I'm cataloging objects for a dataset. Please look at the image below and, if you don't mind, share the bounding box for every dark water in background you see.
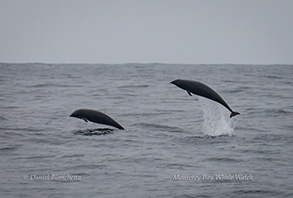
[0,63,292,197]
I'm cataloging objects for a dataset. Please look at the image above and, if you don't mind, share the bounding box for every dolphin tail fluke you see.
[117,125,125,130]
[230,111,240,118]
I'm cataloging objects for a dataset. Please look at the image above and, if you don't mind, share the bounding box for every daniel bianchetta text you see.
[23,174,81,181]
[173,174,254,182]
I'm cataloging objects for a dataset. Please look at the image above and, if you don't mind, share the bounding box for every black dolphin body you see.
[171,79,240,118]
[70,109,124,130]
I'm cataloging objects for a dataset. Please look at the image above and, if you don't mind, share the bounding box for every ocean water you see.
[0,63,292,198]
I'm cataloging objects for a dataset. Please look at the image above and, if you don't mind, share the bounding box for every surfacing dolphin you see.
[70,109,125,130]
[171,79,240,118]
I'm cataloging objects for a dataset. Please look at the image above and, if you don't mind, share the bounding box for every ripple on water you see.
[72,128,115,136]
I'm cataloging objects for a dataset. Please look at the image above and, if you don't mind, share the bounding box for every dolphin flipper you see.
[187,91,192,96]
[82,117,88,122]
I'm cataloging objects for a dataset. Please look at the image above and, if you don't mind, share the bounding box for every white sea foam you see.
[198,97,235,136]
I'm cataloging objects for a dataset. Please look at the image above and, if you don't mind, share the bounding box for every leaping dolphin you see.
[70,109,125,130]
[171,79,240,118]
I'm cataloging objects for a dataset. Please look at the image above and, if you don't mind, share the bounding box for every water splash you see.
[198,97,235,136]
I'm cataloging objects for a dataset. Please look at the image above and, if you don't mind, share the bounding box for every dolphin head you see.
[170,79,181,85]
[70,110,81,118]
[171,79,186,89]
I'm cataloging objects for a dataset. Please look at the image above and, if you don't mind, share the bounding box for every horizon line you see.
[0,62,292,66]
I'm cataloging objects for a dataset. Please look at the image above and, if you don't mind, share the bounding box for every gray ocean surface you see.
[0,63,292,198]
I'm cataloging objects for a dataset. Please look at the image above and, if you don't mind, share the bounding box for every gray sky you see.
[1,0,292,64]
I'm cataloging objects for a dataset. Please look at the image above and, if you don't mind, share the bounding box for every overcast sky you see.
[1,0,292,64]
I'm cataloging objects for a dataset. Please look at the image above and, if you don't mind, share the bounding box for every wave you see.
[177,134,234,145]
[28,83,82,88]
[261,74,283,79]
[118,84,149,89]
[264,108,292,115]
[137,122,184,133]
[245,107,292,118]
[0,146,20,152]
[204,157,244,163]
[72,128,114,136]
